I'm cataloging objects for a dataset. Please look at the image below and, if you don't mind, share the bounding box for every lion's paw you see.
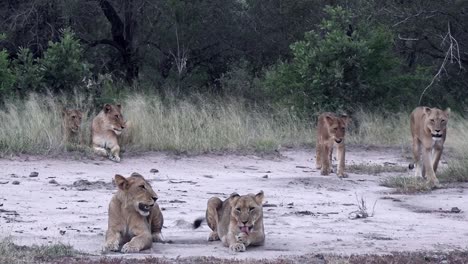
[152,233,164,242]
[320,168,331,176]
[104,240,120,252]
[109,155,121,163]
[338,172,348,178]
[229,243,246,252]
[121,243,140,253]
[235,232,248,244]
[208,231,219,241]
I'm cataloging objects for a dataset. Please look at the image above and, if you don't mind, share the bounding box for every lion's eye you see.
[430,119,435,123]
[441,119,445,123]
[249,207,255,212]
[72,116,76,119]
[115,115,119,119]
[139,185,146,189]
[333,127,338,131]
[236,207,241,212]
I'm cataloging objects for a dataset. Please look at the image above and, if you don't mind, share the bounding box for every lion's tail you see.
[192,217,205,229]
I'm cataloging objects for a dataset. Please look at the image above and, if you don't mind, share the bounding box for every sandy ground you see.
[0,147,467,260]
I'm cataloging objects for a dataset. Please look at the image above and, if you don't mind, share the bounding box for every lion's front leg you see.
[104,230,122,252]
[320,144,332,175]
[432,143,444,173]
[93,144,108,157]
[121,233,152,253]
[236,230,265,247]
[336,143,346,178]
[422,148,440,188]
[226,232,245,252]
[109,145,121,162]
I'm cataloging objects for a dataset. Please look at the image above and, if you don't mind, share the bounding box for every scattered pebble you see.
[49,179,58,184]
[59,230,66,235]
[12,181,20,185]
[451,207,461,213]
[169,199,186,203]
[262,175,268,179]
[150,168,159,173]
[29,172,39,178]
[0,181,9,184]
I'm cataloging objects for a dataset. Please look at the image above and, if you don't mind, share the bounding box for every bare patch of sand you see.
[0,147,467,259]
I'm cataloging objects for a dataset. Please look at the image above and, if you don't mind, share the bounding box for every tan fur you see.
[205,191,265,252]
[62,108,83,145]
[104,173,164,253]
[315,112,350,177]
[91,104,126,162]
[410,106,450,187]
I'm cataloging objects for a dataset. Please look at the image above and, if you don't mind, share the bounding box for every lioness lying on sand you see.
[316,112,350,177]
[409,106,450,188]
[104,173,164,253]
[194,191,265,252]
[91,104,126,162]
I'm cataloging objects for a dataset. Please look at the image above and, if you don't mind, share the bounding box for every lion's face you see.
[63,109,82,133]
[114,173,158,217]
[103,104,126,135]
[424,107,450,141]
[325,115,350,144]
[230,191,264,234]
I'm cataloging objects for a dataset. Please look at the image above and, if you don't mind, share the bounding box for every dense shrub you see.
[262,6,430,113]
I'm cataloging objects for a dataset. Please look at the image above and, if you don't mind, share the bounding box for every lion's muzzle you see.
[138,203,153,213]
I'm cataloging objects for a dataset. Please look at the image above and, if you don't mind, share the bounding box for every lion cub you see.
[91,104,126,162]
[62,108,83,144]
[316,112,350,177]
[104,173,164,253]
[409,106,450,187]
[194,191,265,252]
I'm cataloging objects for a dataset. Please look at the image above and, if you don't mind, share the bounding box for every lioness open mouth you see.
[239,226,253,234]
[431,134,442,138]
[335,139,343,144]
[138,203,153,212]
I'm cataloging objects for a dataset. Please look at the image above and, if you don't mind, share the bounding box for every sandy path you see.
[0,148,467,259]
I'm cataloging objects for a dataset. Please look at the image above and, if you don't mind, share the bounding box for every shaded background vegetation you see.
[0,0,466,113]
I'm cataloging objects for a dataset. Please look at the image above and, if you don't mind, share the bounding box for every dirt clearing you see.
[0,147,467,260]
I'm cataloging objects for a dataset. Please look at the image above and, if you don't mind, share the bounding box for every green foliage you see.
[40,28,91,93]
[12,48,43,97]
[263,6,427,113]
[0,50,16,99]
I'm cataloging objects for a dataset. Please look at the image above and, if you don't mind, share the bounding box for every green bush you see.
[40,28,91,93]
[263,6,429,113]
[12,48,43,97]
[0,50,16,99]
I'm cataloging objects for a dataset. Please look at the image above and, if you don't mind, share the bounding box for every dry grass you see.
[0,237,76,264]
[1,94,467,159]
[380,175,433,194]
[347,163,407,175]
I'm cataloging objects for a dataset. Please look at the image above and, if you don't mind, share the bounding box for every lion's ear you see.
[61,107,68,117]
[444,107,451,117]
[104,104,112,113]
[341,114,351,127]
[115,174,128,190]
[116,104,122,111]
[255,190,264,204]
[229,192,240,206]
[424,107,432,116]
[130,172,143,178]
[325,115,335,126]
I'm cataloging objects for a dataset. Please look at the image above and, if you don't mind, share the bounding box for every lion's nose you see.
[242,220,248,225]
[152,196,158,202]
[435,129,441,133]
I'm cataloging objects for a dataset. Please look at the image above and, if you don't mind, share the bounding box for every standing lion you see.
[409,106,450,187]
[315,112,350,177]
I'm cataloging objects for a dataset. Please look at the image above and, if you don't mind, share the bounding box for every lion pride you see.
[194,191,265,252]
[315,112,350,177]
[91,104,126,162]
[104,173,164,253]
[409,106,450,187]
